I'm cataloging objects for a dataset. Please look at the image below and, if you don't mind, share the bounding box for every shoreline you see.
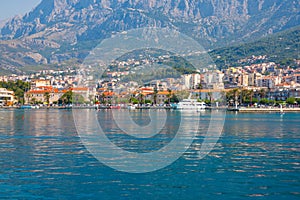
[1,106,300,113]
[235,107,300,113]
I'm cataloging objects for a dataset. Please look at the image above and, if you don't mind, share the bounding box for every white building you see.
[182,74,201,89]
[203,70,224,89]
[256,76,281,89]
[0,88,15,106]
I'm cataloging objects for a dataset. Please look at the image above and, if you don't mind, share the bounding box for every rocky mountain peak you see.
[0,0,298,72]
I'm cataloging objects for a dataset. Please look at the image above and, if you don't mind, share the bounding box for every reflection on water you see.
[74,109,209,173]
[0,109,299,199]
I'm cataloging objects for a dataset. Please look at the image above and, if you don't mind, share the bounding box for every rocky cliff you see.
[0,0,299,72]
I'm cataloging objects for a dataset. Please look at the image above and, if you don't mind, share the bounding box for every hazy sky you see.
[0,0,41,20]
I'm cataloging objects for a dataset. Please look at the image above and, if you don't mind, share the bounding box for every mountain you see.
[210,26,300,68]
[0,0,299,73]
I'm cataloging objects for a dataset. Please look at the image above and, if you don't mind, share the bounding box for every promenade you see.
[237,107,300,113]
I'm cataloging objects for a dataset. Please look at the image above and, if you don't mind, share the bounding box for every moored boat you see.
[176,99,206,111]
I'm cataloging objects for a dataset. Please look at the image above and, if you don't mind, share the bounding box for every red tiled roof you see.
[103,91,115,96]
[70,87,89,91]
[157,91,174,95]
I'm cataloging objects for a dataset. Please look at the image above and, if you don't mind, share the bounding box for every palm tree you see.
[25,93,31,105]
[259,89,266,100]
[44,92,50,106]
[153,87,158,105]
[207,91,213,104]
[100,93,106,104]
[197,83,203,100]
[138,93,145,105]
[167,88,172,104]
[240,89,248,105]
[248,89,254,105]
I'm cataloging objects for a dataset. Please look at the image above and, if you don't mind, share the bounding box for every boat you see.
[20,105,32,109]
[127,104,136,110]
[176,94,206,111]
[19,105,39,109]
[109,105,121,109]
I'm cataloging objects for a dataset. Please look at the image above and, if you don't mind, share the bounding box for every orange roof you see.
[37,86,53,90]
[28,90,44,94]
[70,87,89,91]
[157,91,173,95]
[194,89,231,93]
[27,88,63,94]
[140,87,153,91]
[103,91,115,96]
[141,92,153,96]
[139,87,154,94]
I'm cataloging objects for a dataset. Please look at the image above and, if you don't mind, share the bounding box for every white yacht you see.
[176,95,206,111]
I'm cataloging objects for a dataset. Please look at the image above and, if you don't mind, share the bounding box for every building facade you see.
[0,88,15,106]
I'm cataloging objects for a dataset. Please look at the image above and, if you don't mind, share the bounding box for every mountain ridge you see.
[0,0,299,73]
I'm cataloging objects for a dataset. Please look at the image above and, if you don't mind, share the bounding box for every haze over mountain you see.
[0,0,299,73]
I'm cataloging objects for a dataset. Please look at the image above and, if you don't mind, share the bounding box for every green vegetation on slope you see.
[209,26,300,68]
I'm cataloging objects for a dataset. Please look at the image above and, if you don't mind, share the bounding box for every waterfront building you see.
[70,87,91,102]
[156,91,174,105]
[24,86,65,105]
[0,88,16,106]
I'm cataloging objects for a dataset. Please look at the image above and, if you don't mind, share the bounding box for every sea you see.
[0,109,299,199]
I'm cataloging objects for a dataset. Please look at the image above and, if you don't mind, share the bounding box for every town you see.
[1,55,300,109]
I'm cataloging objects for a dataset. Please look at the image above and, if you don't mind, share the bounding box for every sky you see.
[0,0,41,20]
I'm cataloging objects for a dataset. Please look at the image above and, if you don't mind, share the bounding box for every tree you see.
[130,97,139,104]
[248,90,254,105]
[170,94,179,103]
[269,99,276,105]
[145,99,152,104]
[31,98,37,105]
[196,83,203,90]
[153,86,158,105]
[252,98,258,104]
[100,93,106,104]
[166,88,172,104]
[259,88,266,100]
[44,92,50,106]
[0,80,30,104]
[138,93,145,105]
[59,91,85,105]
[207,92,213,104]
[240,89,249,104]
[286,97,296,105]
[60,91,72,105]
[260,98,269,105]
[25,93,31,105]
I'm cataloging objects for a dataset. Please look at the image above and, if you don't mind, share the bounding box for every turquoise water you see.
[0,109,299,199]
